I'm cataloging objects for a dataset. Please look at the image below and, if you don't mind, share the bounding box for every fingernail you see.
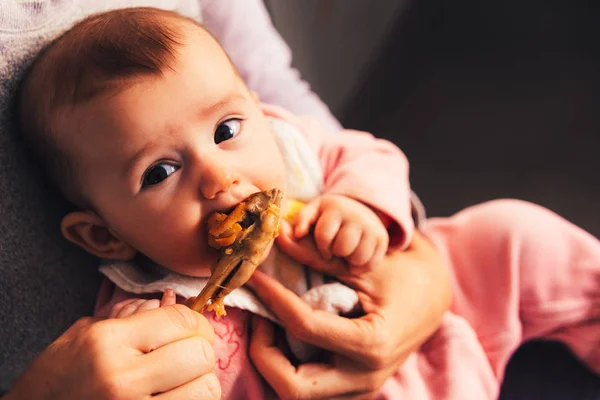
[165,288,174,297]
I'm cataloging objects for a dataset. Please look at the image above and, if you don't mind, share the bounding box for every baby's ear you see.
[61,210,136,260]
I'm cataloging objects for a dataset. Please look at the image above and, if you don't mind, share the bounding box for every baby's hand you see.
[109,289,177,318]
[293,194,389,269]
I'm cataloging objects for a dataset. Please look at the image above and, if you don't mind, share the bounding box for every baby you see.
[18,7,600,400]
[19,4,409,367]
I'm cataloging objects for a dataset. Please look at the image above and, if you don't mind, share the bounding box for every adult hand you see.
[247,222,452,399]
[4,305,220,400]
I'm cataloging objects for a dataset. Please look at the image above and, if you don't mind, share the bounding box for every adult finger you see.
[276,222,348,277]
[248,317,296,395]
[141,335,216,395]
[154,372,221,400]
[121,304,215,353]
[250,317,383,399]
[247,271,383,364]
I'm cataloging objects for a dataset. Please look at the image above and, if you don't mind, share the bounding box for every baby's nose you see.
[200,159,241,200]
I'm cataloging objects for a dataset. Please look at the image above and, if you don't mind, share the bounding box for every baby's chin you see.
[171,264,213,278]
[166,251,218,278]
[168,240,274,279]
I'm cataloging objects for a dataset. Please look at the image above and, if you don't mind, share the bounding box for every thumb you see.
[62,316,102,337]
[292,197,321,238]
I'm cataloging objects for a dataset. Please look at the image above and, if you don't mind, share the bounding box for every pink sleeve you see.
[199,0,342,132]
[262,104,414,249]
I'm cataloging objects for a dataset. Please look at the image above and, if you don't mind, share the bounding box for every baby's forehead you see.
[51,10,241,139]
[58,51,245,157]
[36,11,225,130]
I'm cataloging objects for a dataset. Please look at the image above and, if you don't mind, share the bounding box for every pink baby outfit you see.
[96,105,600,400]
[378,200,600,399]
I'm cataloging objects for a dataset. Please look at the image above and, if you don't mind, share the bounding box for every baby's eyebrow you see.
[198,94,246,119]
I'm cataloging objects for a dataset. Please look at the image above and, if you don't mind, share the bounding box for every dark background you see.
[270,0,600,397]
[340,0,600,240]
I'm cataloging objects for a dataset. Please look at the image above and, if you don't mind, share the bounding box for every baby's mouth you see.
[189,189,283,316]
[203,211,259,298]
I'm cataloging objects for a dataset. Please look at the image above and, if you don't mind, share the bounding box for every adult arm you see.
[199,0,342,131]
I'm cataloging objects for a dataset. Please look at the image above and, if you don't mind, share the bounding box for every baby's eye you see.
[214,119,241,144]
[142,163,179,188]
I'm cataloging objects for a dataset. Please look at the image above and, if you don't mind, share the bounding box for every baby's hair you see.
[16,7,211,207]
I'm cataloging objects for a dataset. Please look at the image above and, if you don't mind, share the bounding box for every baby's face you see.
[61,26,286,276]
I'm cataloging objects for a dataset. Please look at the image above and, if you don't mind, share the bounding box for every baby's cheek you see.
[251,135,287,190]
[136,226,215,277]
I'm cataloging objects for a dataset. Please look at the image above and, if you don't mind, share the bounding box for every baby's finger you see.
[364,240,387,271]
[293,199,321,238]
[276,223,348,277]
[160,289,177,307]
[314,210,342,260]
[332,223,362,258]
[347,233,376,268]
[115,299,148,318]
[109,298,141,318]
[134,299,161,314]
